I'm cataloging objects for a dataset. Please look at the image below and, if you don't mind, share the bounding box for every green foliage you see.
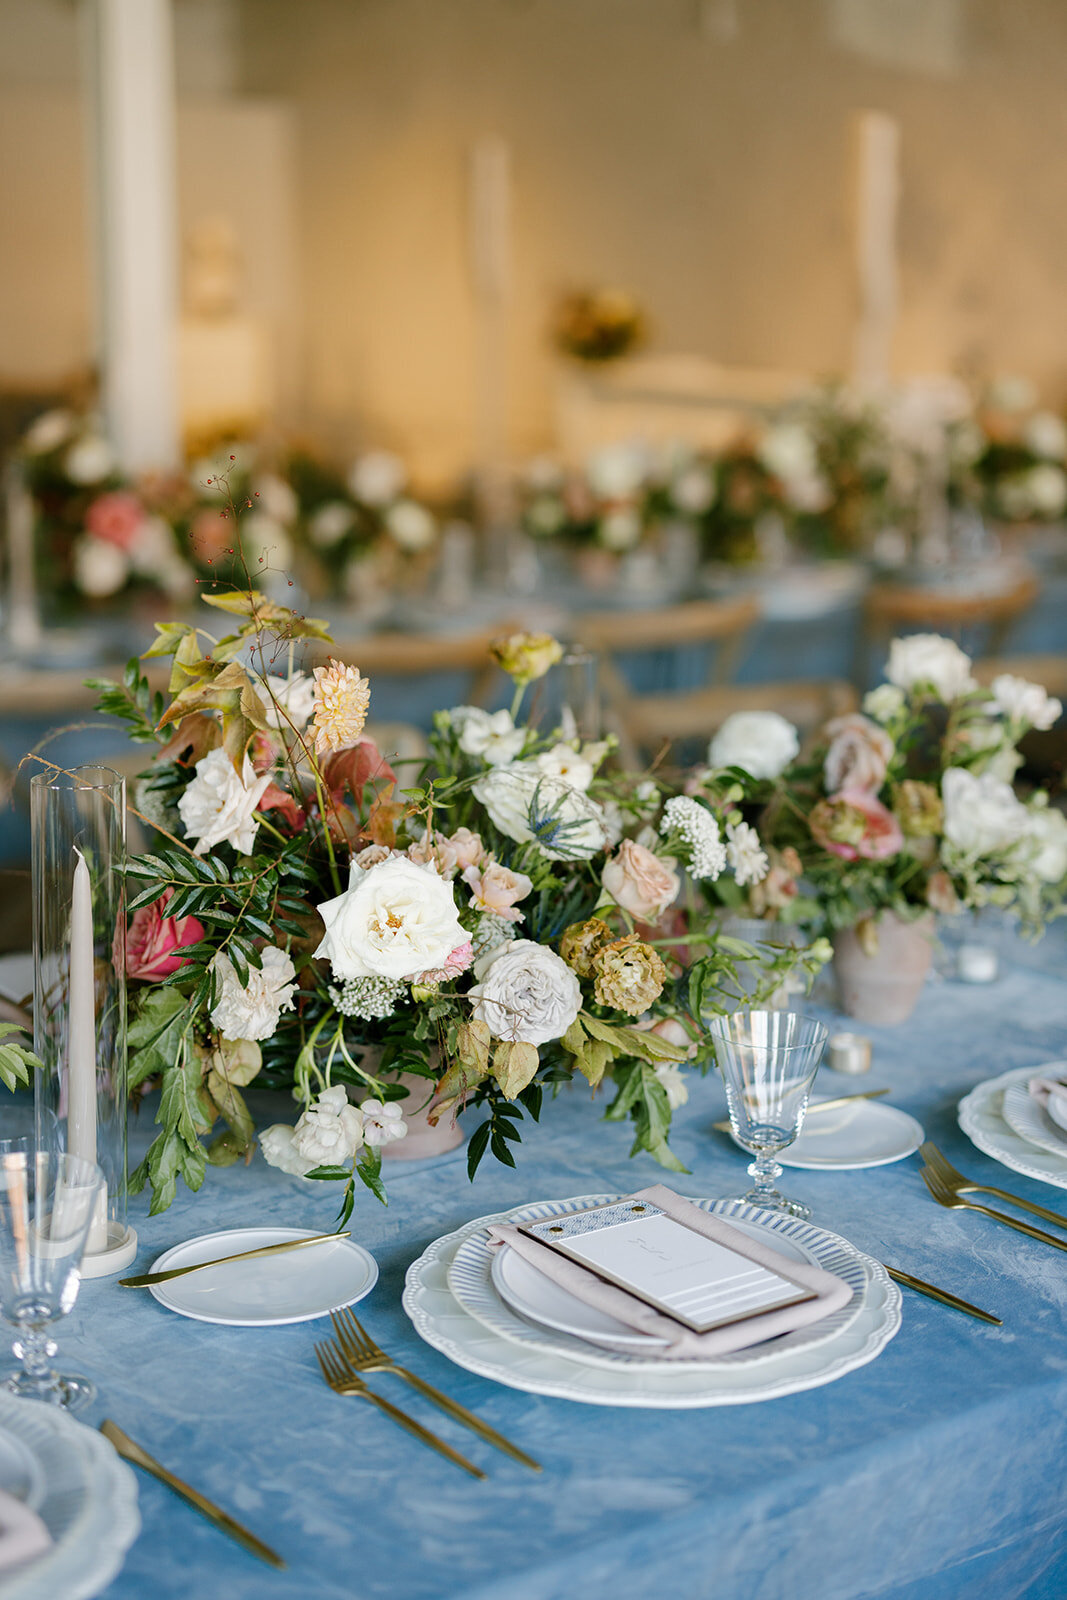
[0,1024,41,1093]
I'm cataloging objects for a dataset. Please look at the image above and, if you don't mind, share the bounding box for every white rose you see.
[262,671,317,731]
[349,450,407,506]
[1023,411,1067,460]
[259,1123,314,1177]
[473,764,607,860]
[1024,464,1067,519]
[757,422,818,482]
[64,435,114,484]
[23,408,75,455]
[990,674,1062,731]
[886,634,976,701]
[535,742,595,792]
[73,536,129,597]
[1026,806,1067,883]
[469,939,582,1045]
[178,748,272,855]
[586,442,648,500]
[308,500,356,547]
[385,499,436,552]
[254,473,299,525]
[210,946,297,1042]
[293,1086,365,1168]
[359,1098,408,1147]
[598,507,642,550]
[708,711,799,780]
[863,684,907,723]
[314,856,464,981]
[241,511,293,570]
[942,768,1030,859]
[453,707,526,766]
[671,465,715,515]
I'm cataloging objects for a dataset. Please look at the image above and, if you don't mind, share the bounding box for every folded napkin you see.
[488,1184,853,1361]
[1029,1075,1067,1134]
[0,1487,51,1576]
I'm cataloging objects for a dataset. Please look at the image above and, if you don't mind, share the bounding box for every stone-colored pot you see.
[381,1069,464,1162]
[833,912,934,1027]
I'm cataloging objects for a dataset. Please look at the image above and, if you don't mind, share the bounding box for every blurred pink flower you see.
[123,890,204,981]
[85,491,144,550]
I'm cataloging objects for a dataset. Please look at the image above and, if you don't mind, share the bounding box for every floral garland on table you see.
[94,582,826,1221]
[702,635,1067,946]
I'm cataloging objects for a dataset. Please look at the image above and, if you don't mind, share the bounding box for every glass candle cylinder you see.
[30,765,136,1277]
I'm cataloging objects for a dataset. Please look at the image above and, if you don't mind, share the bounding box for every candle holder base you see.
[80,1225,138,1280]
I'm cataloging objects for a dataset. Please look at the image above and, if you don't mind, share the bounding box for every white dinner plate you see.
[147,1227,378,1326]
[1002,1083,1067,1158]
[960,1063,1067,1191]
[764,1097,924,1170]
[410,1197,900,1406]
[0,1430,46,1516]
[0,1396,139,1600]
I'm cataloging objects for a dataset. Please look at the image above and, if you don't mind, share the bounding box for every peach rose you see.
[602,838,680,920]
[448,828,487,872]
[810,789,904,863]
[463,862,533,923]
[823,714,894,796]
[123,890,205,981]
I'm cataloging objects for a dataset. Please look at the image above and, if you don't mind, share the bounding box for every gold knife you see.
[119,1230,350,1287]
[100,1421,285,1569]
[713,1088,890,1133]
[882,1265,1002,1326]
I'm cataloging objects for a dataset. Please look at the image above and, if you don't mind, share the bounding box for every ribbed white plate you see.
[960,1064,1067,1191]
[0,1396,140,1600]
[403,1197,900,1408]
[1002,1083,1067,1159]
[448,1198,867,1371]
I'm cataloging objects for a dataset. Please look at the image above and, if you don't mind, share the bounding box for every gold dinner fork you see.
[921,1142,1067,1232]
[314,1343,487,1480]
[329,1309,541,1472]
[919,1165,1067,1254]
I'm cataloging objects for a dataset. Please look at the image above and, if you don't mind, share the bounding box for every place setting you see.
[959,1060,1067,1191]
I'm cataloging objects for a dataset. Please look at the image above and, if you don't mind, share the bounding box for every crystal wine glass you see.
[0,1148,104,1410]
[708,1010,828,1220]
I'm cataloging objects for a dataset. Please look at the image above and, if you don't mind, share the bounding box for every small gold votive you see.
[826,1031,873,1075]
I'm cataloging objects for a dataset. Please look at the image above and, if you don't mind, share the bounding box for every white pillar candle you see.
[66,849,108,1252]
[4,464,42,654]
[852,110,900,393]
[468,136,512,532]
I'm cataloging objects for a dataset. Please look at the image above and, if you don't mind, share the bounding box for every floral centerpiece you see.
[94,559,825,1221]
[946,378,1067,526]
[287,447,439,600]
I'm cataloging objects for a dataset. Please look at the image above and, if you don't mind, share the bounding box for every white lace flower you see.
[262,671,316,732]
[315,856,464,981]
[452,707,526,766]
[990,674,1062,731]
[178,749,272,855]
[329,976,406,1020]
[708,712,799,781]
[726,821,769,887]
[210,947,297,1042]
[469,939,582,1046]
[660,797,727,880]
[359,1099,408,1147]
[293,1086,365,1168]
[886,634,976,701]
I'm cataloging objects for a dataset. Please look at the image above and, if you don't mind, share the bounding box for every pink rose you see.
[408,829,460,878]
[602,838,680,920]
[85,491,144,550]
[448,828,487,872]
[123,890,205,981]
[463,862,533,923]
[823,714,894,796]
[415,940,474,986]
[810,789,904,862]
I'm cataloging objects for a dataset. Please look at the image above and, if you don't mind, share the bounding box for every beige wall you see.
[239,0,1067,487]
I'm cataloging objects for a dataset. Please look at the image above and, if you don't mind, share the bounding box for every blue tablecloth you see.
[39,930,1065,1600]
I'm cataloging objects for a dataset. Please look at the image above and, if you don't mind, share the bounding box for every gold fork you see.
[330,1309,542,1473]
[921,1142,1067,1232]
[314,1343,486,1480]
[920,1165,1067,1253]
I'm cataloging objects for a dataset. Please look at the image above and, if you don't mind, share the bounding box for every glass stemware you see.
[0,1148,104,1410]
[707,1010,828,1221]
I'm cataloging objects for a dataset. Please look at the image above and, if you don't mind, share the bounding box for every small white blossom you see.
[210,947,297,1042]
[254,473,298,525]
[726,821,769,887]
[654,1062,690,1110]
[708,712,799,780]
[329,976,406,1020]
[292,1086,365,1169]
[660,797,727,881]
[863,684,907,723]
[598,507,643,550]
[22,408,75,455]
[535,742,596,792]
[359,1098,408,1147]
[990,674,1062,731]
[178,749,272,855]
[452,707,526,766]
[1023,411,1067,460]
[262,671,316,731]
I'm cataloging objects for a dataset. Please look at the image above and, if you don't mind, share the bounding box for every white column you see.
[468,137,512,531]
[852,110,900,394]
[86,0,180,471]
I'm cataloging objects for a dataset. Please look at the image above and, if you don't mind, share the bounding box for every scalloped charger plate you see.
[960,1062,1067,1190]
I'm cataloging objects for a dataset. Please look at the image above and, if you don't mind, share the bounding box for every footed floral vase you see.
[832,911,934,1027]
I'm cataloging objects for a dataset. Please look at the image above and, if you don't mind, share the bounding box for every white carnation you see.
[178,749,272,855]
[473,764,607,860]
[469,939,582,1046]
[990,674,1062,732]
[73,536,129,597]
[210,946,297,1042]
[942,768,1030,859]
[453,707,526,766]
[315,856,464,982]
[708,712,799,781]
[886,634,976,701]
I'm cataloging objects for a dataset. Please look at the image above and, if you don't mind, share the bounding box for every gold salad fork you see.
[920,1165,1067,1254]
[921,1142,1067,1232]
[330,1310,541,1472]
[314,1343,487,1480]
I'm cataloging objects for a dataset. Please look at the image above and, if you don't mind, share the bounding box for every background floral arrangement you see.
[946,377,1067,525]
[552,287,647,363]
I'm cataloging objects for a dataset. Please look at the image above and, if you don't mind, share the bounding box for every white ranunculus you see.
[259,1123,314,1177]
[178,748,272,855]
[254,473,299,526]
[708,711,799,781]
[473,763,607,860]
[942,768,1030,859]
[210,946,297,1042]
[73,536,129,597]
[1023,464,1067,519]
[757,422,818,483]
[990,674,1062,731]
[262,671,317,732]
[23,408,75,455]
[862,684,907,723]
[385,499,436,551]
[535,742,596,792]
[586,442,648,501]
[671,464,716,515]
[240,512,293,570]
[469,939,582,1046]
[349,450,407,506]
[314,856,464,981]
[1023,411,1067,461]
[64,435,114,484]
[598,507,642,550]
[886,633,976,701]
[453,707,526,766]
[359,1098,408,1147]
[1027,806,1067,883]
[293,1086,365,1168]
[308,500,356,547]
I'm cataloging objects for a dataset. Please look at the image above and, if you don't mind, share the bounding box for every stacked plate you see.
[403,1196,901,1408]
[960,1061,1067,1190]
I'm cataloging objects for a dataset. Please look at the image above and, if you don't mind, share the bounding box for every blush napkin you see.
[487,1184,853,1360]
[0,1488,51,1575]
